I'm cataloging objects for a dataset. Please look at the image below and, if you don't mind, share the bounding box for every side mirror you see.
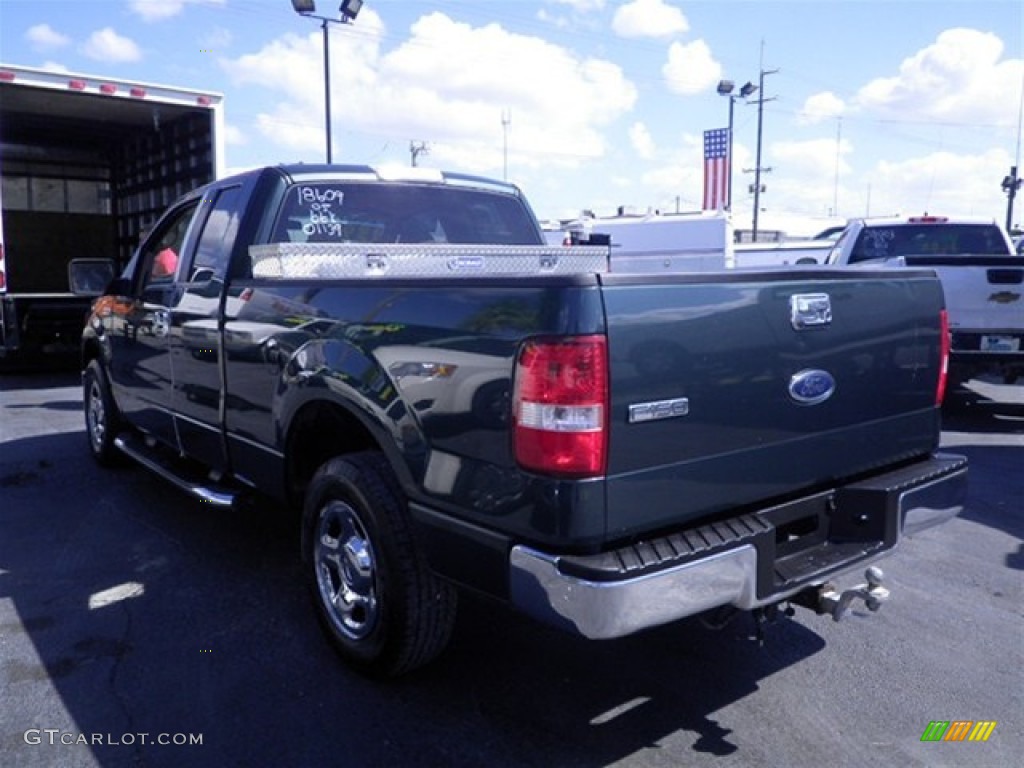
[69,258,116,296]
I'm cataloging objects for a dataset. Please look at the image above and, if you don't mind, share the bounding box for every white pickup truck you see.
[826,215,1024,386]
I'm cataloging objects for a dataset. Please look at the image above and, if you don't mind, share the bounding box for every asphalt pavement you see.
[1,370,1020,768]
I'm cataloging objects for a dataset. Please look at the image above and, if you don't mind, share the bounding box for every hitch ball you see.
[820,566,890,622]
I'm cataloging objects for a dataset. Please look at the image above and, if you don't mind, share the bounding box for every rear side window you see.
[849,224,1009,263]
[188,185,243,282]
[271,182,542,246]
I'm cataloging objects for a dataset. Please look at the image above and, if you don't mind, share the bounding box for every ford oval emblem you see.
[789,369,836,405]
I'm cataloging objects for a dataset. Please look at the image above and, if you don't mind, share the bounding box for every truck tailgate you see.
[601,268,946,539]
[904,255,1024,333]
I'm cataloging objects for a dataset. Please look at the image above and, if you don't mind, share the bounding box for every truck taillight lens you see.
[0,244,6,291]
[513,335,608,477]
[936,309,950,405]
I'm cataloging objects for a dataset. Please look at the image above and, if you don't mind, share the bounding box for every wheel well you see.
[285,400,381,508]
[81,338,101,370]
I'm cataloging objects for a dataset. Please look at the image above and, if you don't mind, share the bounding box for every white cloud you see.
[222,11,637,173]
[26,24,70,52]
[222,123,246,148]
[798,92,846,125]
[129,0,225,23]
[81,28,142,63]
[856,28,1023,127]
[549,0,606,12]
[613,0,688,39]
[629,122,655,159]
[768,138,853,216]
[40,61,71,74]
[637,132,703,211]
[662,39,720,95]
[867,148,1014,218]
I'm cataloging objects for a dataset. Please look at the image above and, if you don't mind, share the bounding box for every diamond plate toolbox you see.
[249,243,609,279]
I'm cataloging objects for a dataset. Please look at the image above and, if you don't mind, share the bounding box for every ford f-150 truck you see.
[81,164,967,677]
[826,215,1024,386]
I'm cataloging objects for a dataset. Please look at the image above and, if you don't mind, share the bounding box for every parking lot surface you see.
[1,371,1021,768]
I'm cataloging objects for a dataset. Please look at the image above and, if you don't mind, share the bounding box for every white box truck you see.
[0,63,224,365]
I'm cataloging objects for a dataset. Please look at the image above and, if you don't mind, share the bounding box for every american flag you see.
[703,128,730,210]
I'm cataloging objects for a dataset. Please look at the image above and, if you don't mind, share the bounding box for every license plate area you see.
[760,493,828,558]
[980,335,1020,352]
[756,488,891,594]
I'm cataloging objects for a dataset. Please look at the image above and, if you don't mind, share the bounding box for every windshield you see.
[272,182,542,246]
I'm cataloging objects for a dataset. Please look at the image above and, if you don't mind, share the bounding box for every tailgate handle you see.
[790,293,832,329]
[987,268,1023,284]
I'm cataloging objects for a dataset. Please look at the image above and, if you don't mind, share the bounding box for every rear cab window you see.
[271,182,543,246]
[849,223,1010,263]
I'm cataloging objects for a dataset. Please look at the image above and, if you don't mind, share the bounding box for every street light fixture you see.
[291,0,363,164]
[716,79,757,211]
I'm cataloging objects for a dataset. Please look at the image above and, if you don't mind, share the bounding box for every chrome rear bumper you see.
[509,453,967,639]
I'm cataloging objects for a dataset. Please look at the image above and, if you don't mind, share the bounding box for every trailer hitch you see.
[818,566,889,621]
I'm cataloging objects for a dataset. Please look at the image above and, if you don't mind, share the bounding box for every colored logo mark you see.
[921,721,997,742]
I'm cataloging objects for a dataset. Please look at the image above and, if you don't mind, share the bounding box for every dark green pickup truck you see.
[81,164,967,676]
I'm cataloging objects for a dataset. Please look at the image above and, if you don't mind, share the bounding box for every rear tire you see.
[83,360,124,467]
[302,452,457,677]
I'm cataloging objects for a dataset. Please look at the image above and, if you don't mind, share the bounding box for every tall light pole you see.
[291,0,363,164]
[716,79,757,212]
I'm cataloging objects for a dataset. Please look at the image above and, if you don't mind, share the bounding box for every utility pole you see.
[409,141,429,167]
[747,54,778,242]
[1003,166,1021,232]
[833,117,842,217]
[501,109,511,181]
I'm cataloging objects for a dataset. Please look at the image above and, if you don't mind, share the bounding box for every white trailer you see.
[0,63,224,364]
[563,211,734,272]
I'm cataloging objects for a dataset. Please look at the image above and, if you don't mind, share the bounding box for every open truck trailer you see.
[0,63,223,365]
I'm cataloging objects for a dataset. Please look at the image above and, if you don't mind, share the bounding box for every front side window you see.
[139,203,198,288]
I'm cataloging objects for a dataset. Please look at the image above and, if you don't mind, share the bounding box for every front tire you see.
[302,452,457,677]
[83,359,124,467]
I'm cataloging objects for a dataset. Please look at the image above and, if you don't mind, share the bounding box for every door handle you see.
[151,309,171,338]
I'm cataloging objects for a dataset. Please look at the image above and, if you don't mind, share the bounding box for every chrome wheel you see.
[303,453,457,676]
[83,360,122,466]
[87,378,107,453]
[314,499,379,640]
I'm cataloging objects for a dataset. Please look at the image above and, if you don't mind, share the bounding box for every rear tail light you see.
[936,309,950,405]
[0,243,6,291]
[513,335,608,477]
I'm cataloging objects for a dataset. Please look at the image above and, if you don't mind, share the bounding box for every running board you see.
[114,435,237,507]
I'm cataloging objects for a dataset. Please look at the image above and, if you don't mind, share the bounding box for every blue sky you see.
[1,0,1022,234]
